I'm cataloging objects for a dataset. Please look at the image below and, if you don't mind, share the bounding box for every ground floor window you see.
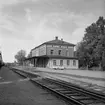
[67,60,70,66]
[73,60,76,66]
[53,60,56,66]
[60,60,63,66]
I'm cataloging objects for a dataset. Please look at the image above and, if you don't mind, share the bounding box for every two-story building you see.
[26,37,78,69]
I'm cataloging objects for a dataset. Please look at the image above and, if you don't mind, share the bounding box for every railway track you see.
[12,68,105,105]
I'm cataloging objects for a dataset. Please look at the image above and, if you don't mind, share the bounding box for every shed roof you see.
[26,55,78,60]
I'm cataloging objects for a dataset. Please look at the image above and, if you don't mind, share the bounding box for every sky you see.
[0,0,105,62]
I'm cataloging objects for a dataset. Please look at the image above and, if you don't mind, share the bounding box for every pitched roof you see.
[31,37,75,51]
[44,39,75,46]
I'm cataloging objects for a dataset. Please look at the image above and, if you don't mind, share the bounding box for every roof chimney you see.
[61,38,63,41]
[55,36,58,40]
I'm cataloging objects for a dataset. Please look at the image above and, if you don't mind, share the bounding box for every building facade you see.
[26,37,78,69]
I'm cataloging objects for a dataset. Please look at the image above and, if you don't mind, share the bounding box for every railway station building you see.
[25,37,78,69]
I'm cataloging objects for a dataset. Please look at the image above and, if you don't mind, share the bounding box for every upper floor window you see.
[67,60,70,66]
[66,50,69,56]
[60,60,63,66]
[50,50,54,55]
[73,60,76,66]
[53,60,56,66]
[58,50,61,55]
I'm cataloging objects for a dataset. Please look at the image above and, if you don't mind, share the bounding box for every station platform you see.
[15,66,105,80]
[13,66,105,88]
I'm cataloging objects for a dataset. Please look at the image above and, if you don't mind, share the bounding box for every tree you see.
[95,16,105,70]
[15,50,26,65]
[76,24,99,68]
[76,16,105,70]
[76,42,89,68]
[27,51,32,58]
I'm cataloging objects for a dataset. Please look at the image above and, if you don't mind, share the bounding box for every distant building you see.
[26,37,78,69]
[0,51,3,67]
[0,51,2,61]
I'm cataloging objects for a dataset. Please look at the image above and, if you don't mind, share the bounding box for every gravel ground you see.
[13,66,105,89]
[0,67,69,105]
[15,66,105,79]
[0,67,24,82]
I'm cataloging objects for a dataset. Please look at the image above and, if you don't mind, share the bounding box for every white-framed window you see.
[67,60,70,66]
[53,60,56,66]
[73,60,76,66]
[60,60,63,66]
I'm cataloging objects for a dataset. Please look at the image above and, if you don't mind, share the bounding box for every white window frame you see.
[53,60,56,66]
[67,60,70,66]
[60,60,63,66]
[73,60,76,66]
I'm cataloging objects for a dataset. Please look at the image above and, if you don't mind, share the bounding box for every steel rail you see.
[45,78,105,101]
[11,68,105,105]
[31,78,105,105]
[31,79,85,105]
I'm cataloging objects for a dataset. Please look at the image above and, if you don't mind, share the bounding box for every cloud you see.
[24,8,32,22]
[44,12,98,35]
[0,0,39,8]
[0,8,33,40]
[0,0,18,7]
[1,38,34,62]
[0,0,104,62]
[23,17,64,45]
[71,28,85,43]
[23,12,93,45]
[2,0,104,17]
